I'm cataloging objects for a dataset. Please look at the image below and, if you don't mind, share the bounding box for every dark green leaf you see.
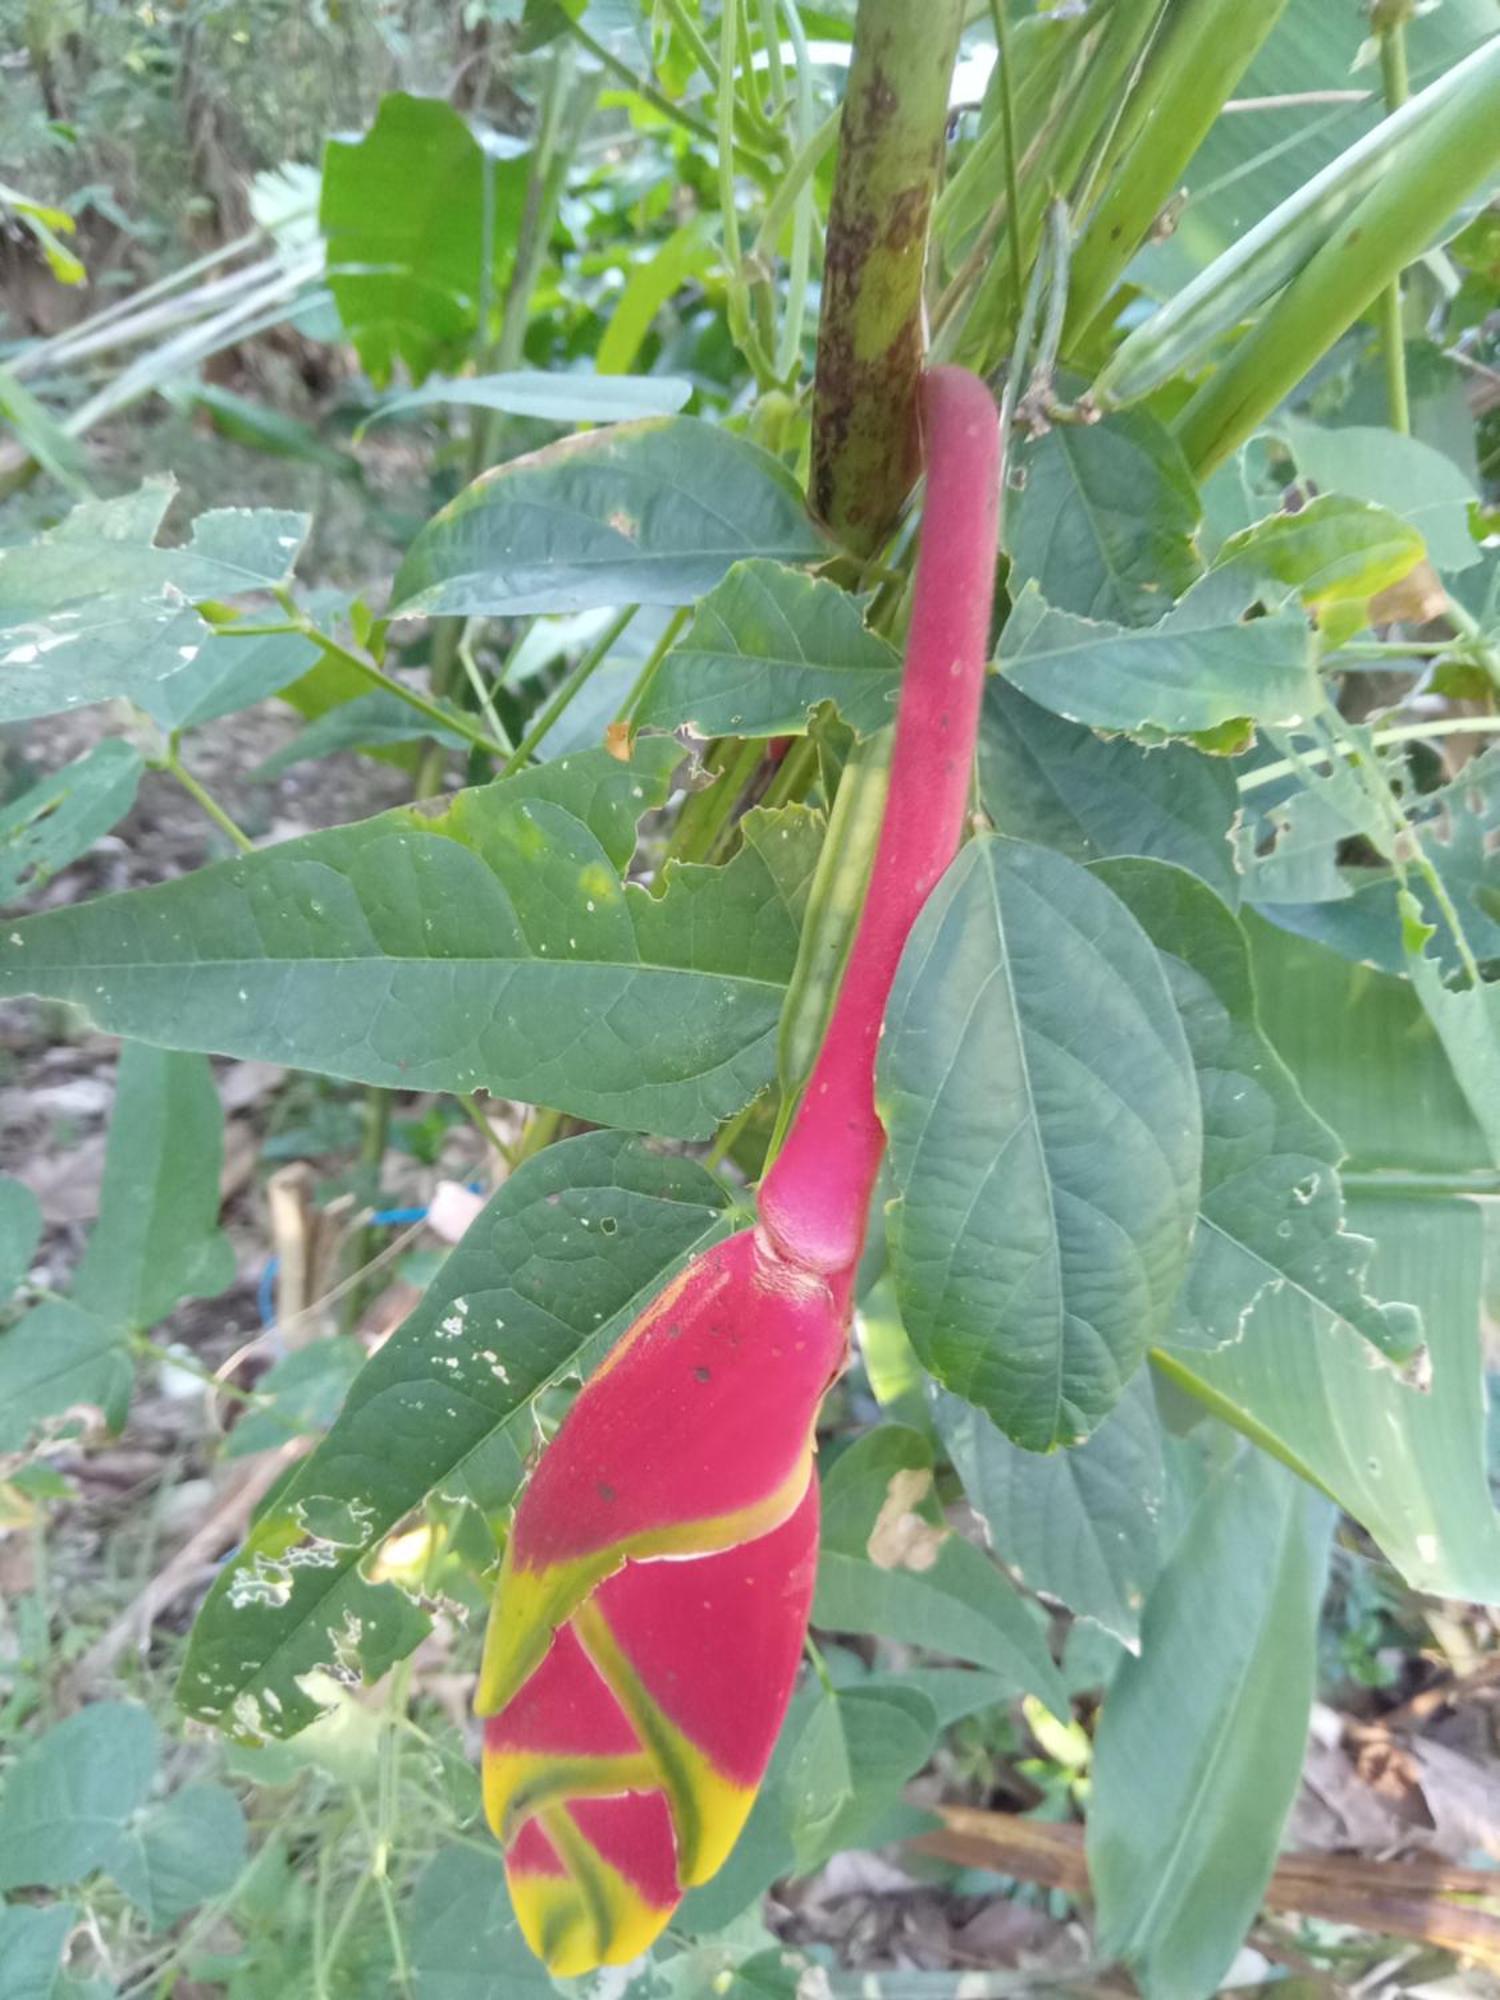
[0,740,143,906]
[0,481,309,725]
[359,370,693,435]
[1089,1451,1333,2000]
[391,419,827,619]
[73,1044,235,1333]
[784,1682,938,1874]
[110,1782,248,1929]
[880,835,1201,1451]
[0,747,823,1139]
[999,580,1318,737]
[0,1704,159,1892]
[321,94,530,386]
[0,1901,76,2000]
[0,1175,42,1296]
[1096,860,1422,1363]
[0,1302,132,1450]
[178,1131,729,1736]
[933,1375,1166,1646]
[979,679,1240,904]
[407,1845,555,2000]
[637,561,900,738]
[1007,410,1201,627]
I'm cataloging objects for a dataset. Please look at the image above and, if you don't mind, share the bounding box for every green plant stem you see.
[459,1091,516,1166]
[760,733,819,809]
[1021,198,1072,411]
[502,606,636,775]
[614,608,689,722]
[719,0,778,383]
[153,743,254,853]
[1239,713,1500,792]
[1378,11,1413,435]
[988,0,1027,354]
[457,622,512,750]
[671,737,767,863]
[345,1083,393,1332]
[566,15,775,183]
[289,623,509,761]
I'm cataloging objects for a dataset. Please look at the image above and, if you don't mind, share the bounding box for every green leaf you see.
[252,690,468,779]
[320,93,530,386]
[1096,860,1422,1363]
[0,740,143,906]
[784,1682,939,1875]
[0,1703,159,1893]
[813,1427,1067,1708]
[407,1845,555,2000]
[178,1130,729,1736]
[0,1302,133,1451]
[597,217,717,376]
[0,747,823,1140]
[391,419,827,619]
[880,835,1201,1451]
[978,679,1240,905]
[1272,418,1481,574]
[148,627,320,734]
[0,481,309,724]
[1218,493,1426,621]
[0,1175,42,1296]
[1405,956,1500,1168]
[999,579,1318,737]
[0,1900,76,2000]
[933,1375,1166,1646]
[1007,409,1202,627]
[358,370,693,435]
[110,1782,248,1930]
[73,1044,235,1333]
[222,1338,367,1460]
[636,561,901,739]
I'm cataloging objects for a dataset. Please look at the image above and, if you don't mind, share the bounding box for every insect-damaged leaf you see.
[178,1131,730,1738]
[0,744,823,1140]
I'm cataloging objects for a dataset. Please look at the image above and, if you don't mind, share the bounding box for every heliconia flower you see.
[478,365,1002,1974]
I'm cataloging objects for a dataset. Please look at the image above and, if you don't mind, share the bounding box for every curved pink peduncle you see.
[758,365,1002,1282]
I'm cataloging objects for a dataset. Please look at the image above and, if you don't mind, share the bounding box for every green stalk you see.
[501,607,636,775]
[1095,34,1500,413]
[1064,0,1293,349]
[808,0,966,555]
[1175,35,1500,476]
[1376,2,1413,435]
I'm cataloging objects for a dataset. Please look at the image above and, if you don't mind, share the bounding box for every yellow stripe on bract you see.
[476,1451,815,1718]
[587,1258,718,1383]
[573,1600,754,1889]
[507,1807,675,1976]
[483,1744,656,1844]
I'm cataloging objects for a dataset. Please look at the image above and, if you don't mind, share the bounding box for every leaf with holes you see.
[0,739,143,907]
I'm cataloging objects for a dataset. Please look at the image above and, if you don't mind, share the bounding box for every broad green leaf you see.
[1218,494,1425,620]
[0,481,309,724]
[0,740,143,906]
[933,1375,1166,1647]
[178,1131,730,1736]
[110,1782,248,1929]
[1089,1451,1333,2000]
[149,626,320,734]
[0,1703,159,1892]
[0,1301,132,1451]
[1007,409,1202,627]
[1096,860,1421,1363]
[979,679,1240,905]
[784,1682,938,1875]
[0,746,823,1140]
[222,1338,367,1460]
[407,1845,555,2000]
[998,580,1318,737]
[813,1427,1066,1708]
[391,418,827,619]
[1406,956,1500,1167]
[597,217,717,375]
[72,1044,235,1333]
[1156,1193,1500,1602]
[0,1901,76,2000]
[637,561,900,739]
[320,94,529,386]
[880,835,1201,1451]
[0,1175,42,1296]
[253,690,468,779]
[1272,418,1481,574]
[358,369,693,435]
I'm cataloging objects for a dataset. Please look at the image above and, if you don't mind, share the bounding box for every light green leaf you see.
[979,679,1240,905]
[1218,493,1426,617]
[1089,1451,1333,2000]
[0,740,144,907]
[597,217,717,375]
[933,1375,1166,1646]
[1097,860,1421,1363]
[0,1704,159,1893]
[110,1782,248,1929]
[73,1044,235,1334]
[178,1131,730,1737]
[0,1901,77,2000]
[880,835,1201,1451]
[358,369,693,435]
[1007,409,1202,627]
[999,580,1318,738]
[1406,955,1500,1167]
[0,481,309,724]
[784,1683,938,1875]
[0,1175,42,1296]
[148,626,320,734]
[321,93,530,386]
[1272,418,1481,574]
[638,561,900,739]
[0,747,823,1139]
[407,1845,555,2000]
[391,419,827,619]
[813,1427,1067,1708]
[0,1302,133,1451]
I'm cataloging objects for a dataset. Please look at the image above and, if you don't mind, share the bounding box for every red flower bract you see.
[478,365,1002,1974]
